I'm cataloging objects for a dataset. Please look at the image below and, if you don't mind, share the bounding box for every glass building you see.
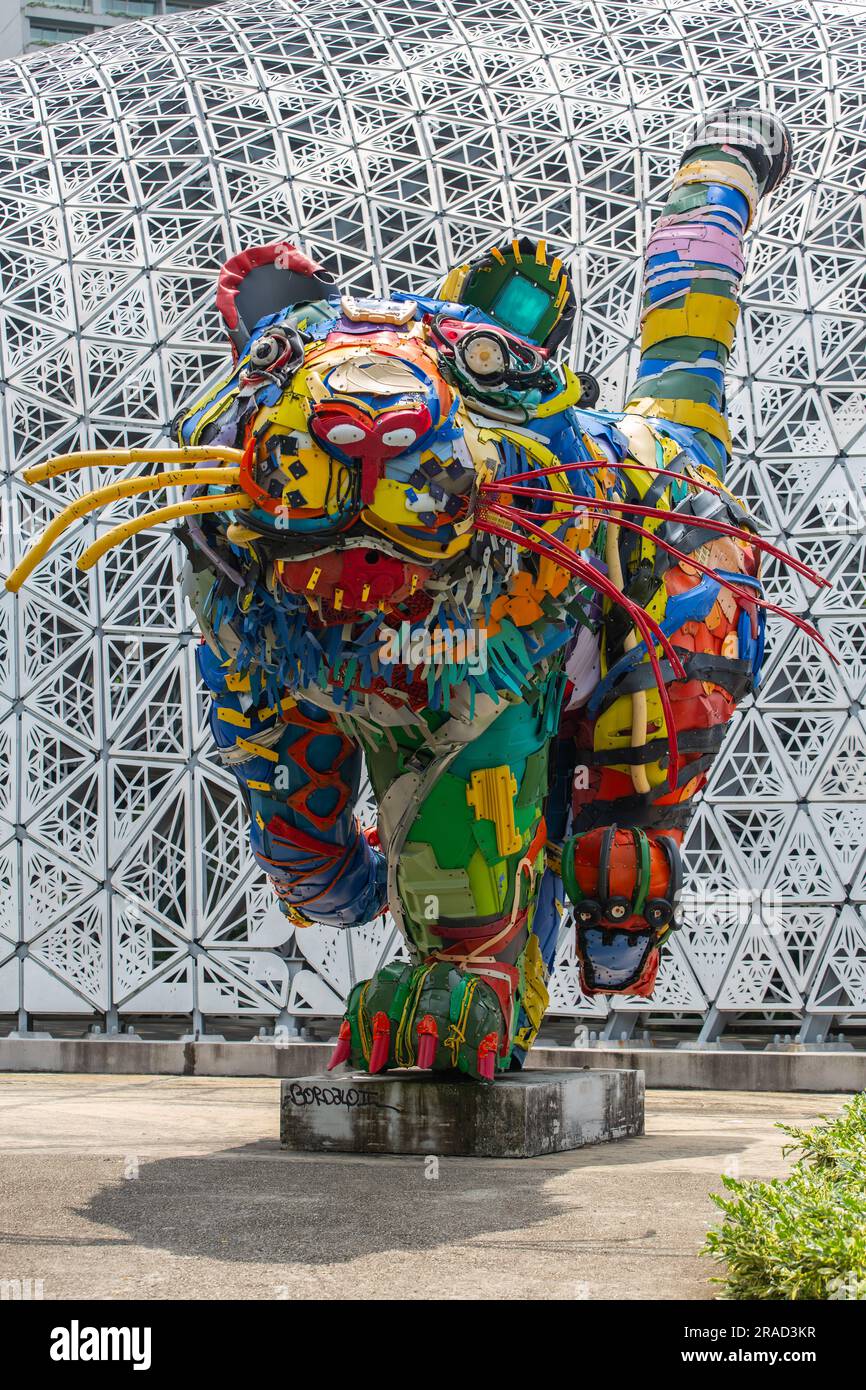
[0,1,216,60]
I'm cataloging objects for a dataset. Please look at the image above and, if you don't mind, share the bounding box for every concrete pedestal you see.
[280,1067,644,1158]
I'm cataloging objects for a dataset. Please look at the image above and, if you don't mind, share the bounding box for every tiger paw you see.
[561,825,683,996]
[329,960,510,1082]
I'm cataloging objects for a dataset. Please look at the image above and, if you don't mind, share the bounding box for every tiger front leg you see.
[329,700,557,1081]
[199,642,387,930]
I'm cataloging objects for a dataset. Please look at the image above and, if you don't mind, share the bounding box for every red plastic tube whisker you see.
[480,485,829,590]
[483,503,684,673]
[495,458,724,497]
[502,502,835,662]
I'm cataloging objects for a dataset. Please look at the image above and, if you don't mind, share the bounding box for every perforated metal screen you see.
[1,0,864,1033]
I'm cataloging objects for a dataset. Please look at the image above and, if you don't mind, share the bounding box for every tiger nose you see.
[309,406,421,458]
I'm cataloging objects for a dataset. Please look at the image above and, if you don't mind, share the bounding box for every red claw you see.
[368,1011,391,1074]
[327,1018,352,1071]
[416,1014,438,1070]
[477,1032,499,1081]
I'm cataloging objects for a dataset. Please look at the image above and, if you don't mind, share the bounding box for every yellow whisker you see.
[76,492,253,572]
[23,446,243,485]
[5,468,240,592]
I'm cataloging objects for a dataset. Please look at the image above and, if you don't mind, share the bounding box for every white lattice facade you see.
[0,0,864,1034]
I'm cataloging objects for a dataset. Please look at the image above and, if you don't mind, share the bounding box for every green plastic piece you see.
[632,829,652,917]
[560,835,583,906]
[397,842,477,927]
[457,238,571,347]
[344,961,506,1081]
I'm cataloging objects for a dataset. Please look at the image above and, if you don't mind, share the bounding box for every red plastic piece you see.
[278,548,428,618]
[310,399,433,505]
[368,1011,391,1074]
[477,1032,499,1081]
[416,1014,438,1070]
[327,1019,352,1071]
[216,241,327,333]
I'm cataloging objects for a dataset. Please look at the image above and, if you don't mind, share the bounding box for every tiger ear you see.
[216,241,336,352]
[439,236,575,351]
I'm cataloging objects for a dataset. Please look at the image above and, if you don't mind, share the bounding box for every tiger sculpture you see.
[7,109,829,1080]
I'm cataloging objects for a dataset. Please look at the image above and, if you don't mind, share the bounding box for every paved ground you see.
[0,1073,848,1300]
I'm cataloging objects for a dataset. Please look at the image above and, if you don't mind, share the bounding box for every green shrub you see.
[703,1092,866,1300]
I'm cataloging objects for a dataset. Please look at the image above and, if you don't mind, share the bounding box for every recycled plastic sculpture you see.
[7,110,831,1080]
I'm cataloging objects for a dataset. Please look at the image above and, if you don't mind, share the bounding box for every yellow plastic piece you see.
[593,694,669,790]
[533,364,584,419]
[466,848,509,916]
[254,428,343,513]
[465,765,523,857]
[360,509,472,560]
[639,295,739,352]
[256,391,310,435]
[76,491,252,572]
[626,396,733,453]
[659,432,682,465]
[187,392,239,445]
[535,240,547,265]
[605,516,651,794]
[259,696,296,720]
[247,780,271,793]
[368,477,427,526]
[439,263,469,301]
[515,932,550,1049]
[225,523,260,546]
[225,672,251,692]
[217,707,252,729]
[673,158,758,222]
[236,737,279,763]
[281,903,316,929]
[5,468,241,592]
[174,365,239,437]
[22,445,243,485]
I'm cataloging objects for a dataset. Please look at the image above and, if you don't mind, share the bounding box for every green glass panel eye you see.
[491,276,551,337]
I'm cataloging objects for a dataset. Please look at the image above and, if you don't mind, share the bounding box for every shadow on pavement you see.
[79,1125,744,1267]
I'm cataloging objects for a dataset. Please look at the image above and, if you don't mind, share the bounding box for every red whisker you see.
[497,458,724,497]
[501,501,837,663]
[482,503,685,678]
[480,484,828,590]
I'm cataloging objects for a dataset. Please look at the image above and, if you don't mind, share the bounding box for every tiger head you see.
[177,238,593,623]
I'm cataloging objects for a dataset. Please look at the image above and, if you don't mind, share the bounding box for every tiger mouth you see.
[225,507,472,566]
[275,543,437,624]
